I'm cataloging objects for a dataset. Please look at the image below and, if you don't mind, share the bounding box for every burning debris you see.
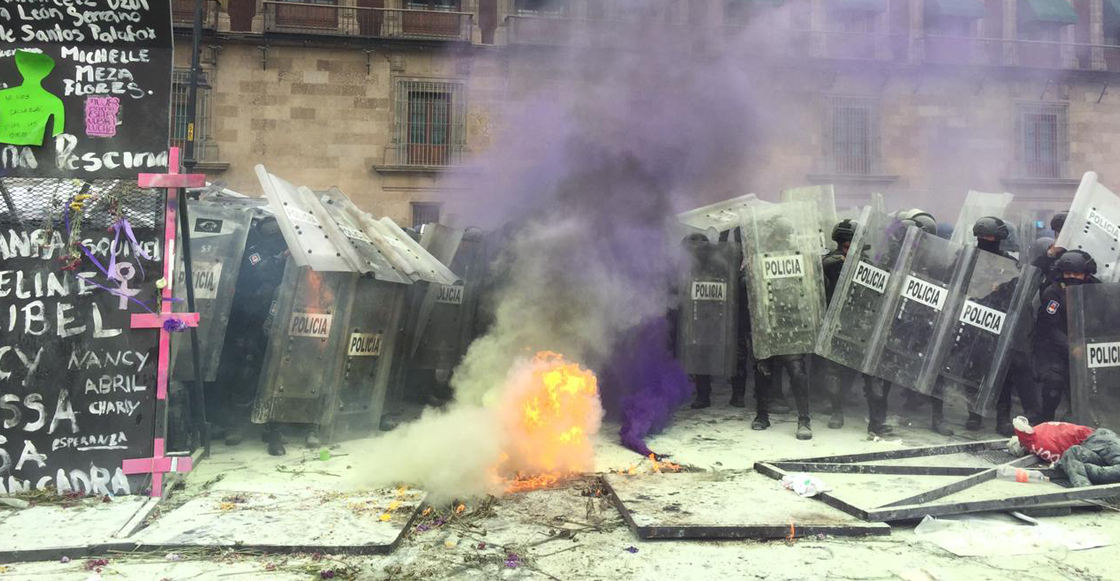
[498,352,602,493]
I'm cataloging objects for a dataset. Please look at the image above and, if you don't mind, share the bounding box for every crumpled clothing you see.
[781,473,830,497]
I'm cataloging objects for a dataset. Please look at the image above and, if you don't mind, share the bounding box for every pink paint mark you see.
[138,173,205,189]
[122,438,193,498]
[131,312,200,329]
[84,96,120,137]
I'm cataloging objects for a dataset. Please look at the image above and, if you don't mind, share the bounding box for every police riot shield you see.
[949,191,1014,247]
[1068,282,1120,429]
[780,185,838,254]
[865,230,971,393]
[677,194,763,233]
[925,253,1040,415]
[308,187,410,284]
[171,200,253,382]
[1055,172,1120,282]
[252,259,357,426]
[329,275,408,435]
[676,237,739,377]
[815,208,910,372]
[411,225,484,372]
[741,201,827,360]
[255,165,353,272]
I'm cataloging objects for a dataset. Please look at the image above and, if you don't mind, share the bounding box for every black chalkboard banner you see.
[0,179,163,495]
[0,0,173,179]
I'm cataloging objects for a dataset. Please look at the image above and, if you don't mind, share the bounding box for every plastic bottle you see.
[996,465,1049,483]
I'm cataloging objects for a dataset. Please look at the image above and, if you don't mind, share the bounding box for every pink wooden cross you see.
[122,437,193,498]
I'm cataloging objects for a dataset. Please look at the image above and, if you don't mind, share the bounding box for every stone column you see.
[1002,0,1017,66]
[1090,0,1106,70]
[810,0,827,58]
[909,0,925,64]
[1060,22,1077,68]
[252,0,265,33]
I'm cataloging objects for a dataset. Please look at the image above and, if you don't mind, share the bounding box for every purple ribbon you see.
[76,273,156,314]
[109,217,151,281]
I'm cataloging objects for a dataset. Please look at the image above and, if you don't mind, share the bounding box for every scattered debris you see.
[780,473,831,498]
[624,546,638,553]
[0,498,30,509]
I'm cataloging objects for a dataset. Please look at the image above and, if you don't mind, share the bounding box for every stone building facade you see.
[174,0,1120,225]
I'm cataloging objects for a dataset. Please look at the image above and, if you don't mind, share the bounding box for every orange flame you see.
[648,454,682,473]
[498,352,601,492]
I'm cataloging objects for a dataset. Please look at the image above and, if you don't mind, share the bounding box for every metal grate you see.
[411,202,442,228]
[1015,103,1069,179]
[0,178,164,232]
[171,69,214,161]
[515,0,567,17]
[824,95,881,176]
[395,79,466,166]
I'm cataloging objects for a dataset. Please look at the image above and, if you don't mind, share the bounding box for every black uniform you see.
[817,249,873,428]
[1034,281,1076,421]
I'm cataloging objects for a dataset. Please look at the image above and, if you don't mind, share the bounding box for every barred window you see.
[396,80,466,166]
[824,96,881,176]
[408,0,459,10]
[170,68,213,160]
[515,0,566,16]
[1015,103,1068,179]
[411,202,442,229]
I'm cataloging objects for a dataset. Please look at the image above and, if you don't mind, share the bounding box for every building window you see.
[395,80,466,166]
[1015,103,1068,179]
[171,68,214,161]
[408,0,460,10]
[824,96,881,176]
[926,16,972,37]
[274,0,339,29]
[515,0,566,16]
[411,202,442,228]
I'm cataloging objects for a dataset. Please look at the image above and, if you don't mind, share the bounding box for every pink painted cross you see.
[122,438,193,498]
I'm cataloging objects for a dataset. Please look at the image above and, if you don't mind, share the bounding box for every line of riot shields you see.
[675,184,1063,435]
[165,166,499,454]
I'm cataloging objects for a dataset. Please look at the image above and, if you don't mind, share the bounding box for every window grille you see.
[824,96,881,176]
[1015,103,1069,179]
[395,80,466,166]
[411,202,442,228]
[171,68,213,160]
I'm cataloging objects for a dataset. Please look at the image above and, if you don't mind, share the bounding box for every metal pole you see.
[179,0,211,458]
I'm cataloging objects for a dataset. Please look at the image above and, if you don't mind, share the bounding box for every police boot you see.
[691,376,712,409]
[828,397,844,429]
[930,399,954,437]
[306,427,322,448]
[965,412,983,432]
[224,426,244,446]
[752,392,770,430]
[796,417,813,440]
[729,388,746,408]
[264,425,286,457]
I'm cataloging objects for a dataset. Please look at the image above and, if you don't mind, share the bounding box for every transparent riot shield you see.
[255,164,353,272]
[1055,172,1120,282]
[1068,282,1120,429]
[328,275,408,436]
[815,208,911,372]
[925,252,1040,416]
[865,231,971,393]
[411,226,484,372]
[741,201,827,360]
[781,185,838,254]
[676,238,739,377]
[677,194,763,233]
[171,200,252,382]
[308,187,410,284]
[252,259,356,426]
[949,191,1014,247]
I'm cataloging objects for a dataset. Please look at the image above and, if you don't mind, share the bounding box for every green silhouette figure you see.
[0,50,66,146]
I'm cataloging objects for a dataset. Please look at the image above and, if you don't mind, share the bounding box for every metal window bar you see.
[1017,103,1068,179]
[263,1,473,41]
[395,80,466,166]
[411,202,442,228]
[171,69,212,161]
[826,96,880,176]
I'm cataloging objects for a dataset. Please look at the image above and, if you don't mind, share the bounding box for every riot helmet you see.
[1052,249,1097,284]
[767,215,794,242]
[832,219,857,245]
[1028,236,1055,264]
[898,209,937,235]
[973,216,1010,241]
[1050,211,1068,236]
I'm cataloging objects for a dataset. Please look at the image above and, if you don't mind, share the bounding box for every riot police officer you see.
[971,216,1041,435]
[1034,249,1100,422]
[1032,211,1068,294]
[877,210,954,437]
[818,219,869,429]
